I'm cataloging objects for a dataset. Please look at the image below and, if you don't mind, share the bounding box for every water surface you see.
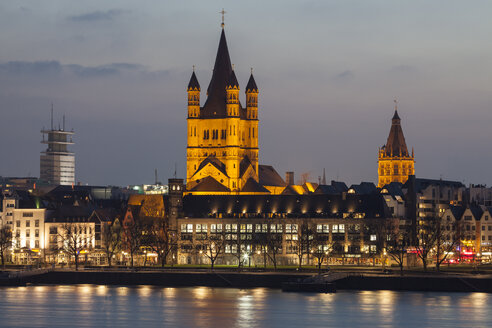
[0,285,490,327]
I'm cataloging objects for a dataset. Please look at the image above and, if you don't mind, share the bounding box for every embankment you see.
[9,270,492,293]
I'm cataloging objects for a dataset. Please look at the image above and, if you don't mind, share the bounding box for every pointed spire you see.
[202,28,233,117]
[392,98,400,121]
[187,69,200,91]
[384,100,409,157]
[226,68,239,89]
[245,70,258,93]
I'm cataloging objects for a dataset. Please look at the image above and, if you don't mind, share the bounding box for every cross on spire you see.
[220,8,226,28]
[394,98,398,111]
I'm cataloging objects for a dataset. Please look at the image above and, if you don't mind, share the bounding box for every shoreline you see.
[3,269,492,293]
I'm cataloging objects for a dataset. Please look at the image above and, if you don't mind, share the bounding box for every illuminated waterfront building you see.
[377,102,415,188]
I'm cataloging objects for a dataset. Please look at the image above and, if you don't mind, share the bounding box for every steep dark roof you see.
[349,182,378,195]
[187,71,200,90]
[380,182,404,197]
[258,165,287,187]
[314,185,339,195]
[331,181,349,193]
[239,156,254,177]
[226,70,239,88]
[241,178,270,193]
[382,110,409,157]
[403,177,465,194]
[245,73,258,93]
[202,29,233,118]
[189,176,231,192]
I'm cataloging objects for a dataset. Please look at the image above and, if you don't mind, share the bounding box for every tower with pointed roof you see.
[185,23,261,194]
[377,102,415,187]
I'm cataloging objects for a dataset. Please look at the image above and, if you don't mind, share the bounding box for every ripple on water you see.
[0,286,491,328]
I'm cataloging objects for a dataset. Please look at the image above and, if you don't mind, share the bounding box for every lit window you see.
[370,234,376,241]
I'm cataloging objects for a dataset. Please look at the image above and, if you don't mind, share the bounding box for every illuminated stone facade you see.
[186,27,261,194]
[378,108,415,188]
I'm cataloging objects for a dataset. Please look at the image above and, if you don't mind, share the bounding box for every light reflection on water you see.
[0,285,491,328]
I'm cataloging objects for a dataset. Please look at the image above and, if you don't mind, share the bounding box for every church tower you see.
[378,101,415,187]
[185,22,261,194]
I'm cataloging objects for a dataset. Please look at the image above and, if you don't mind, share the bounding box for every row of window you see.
[16,220,40,228]
[181,223,350,234]
[15,229,40,238]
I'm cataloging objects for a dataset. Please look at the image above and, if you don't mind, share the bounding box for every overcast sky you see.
[1,0,491,187]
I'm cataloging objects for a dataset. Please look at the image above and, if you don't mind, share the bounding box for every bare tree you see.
[147,218,177,267]
[199,230,226,270]
[123,218,145,268]
[311,230,334,273]
[265,222,284,271]
[288,219,312,269]
[101,220,122,267]
[386,220,410,275]
[415,219,438,272]
[435,217,462,272]
[0,226,12,269]
[58,223,93,271]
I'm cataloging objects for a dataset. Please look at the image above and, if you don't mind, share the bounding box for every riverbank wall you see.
[27,270,311,289]
[6,270,492,293]
[335,275,492,293]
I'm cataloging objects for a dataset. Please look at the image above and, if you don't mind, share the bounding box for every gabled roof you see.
[448,205,465,219]
[187,71,200,91]
[259,165,286,187]
[241,178,270,193]
[383,110,410,157]
[194,156,228,177]
[468,204,484,220]
[245,73,258,93]
[189,176,231,192]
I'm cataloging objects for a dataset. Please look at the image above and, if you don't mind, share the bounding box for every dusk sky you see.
[1,0,491,187]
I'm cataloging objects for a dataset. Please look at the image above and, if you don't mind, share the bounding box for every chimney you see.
[286,171,294,185]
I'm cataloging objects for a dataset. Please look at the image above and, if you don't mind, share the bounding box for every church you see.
[185,23,274,195]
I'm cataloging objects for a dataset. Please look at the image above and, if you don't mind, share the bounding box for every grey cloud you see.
[334,70,355,81]
[0,61,145,78]
[66,63,144,77]
[0,61,62,75]
[68,9,128,22]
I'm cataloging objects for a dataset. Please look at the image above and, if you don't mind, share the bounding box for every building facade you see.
[378,105,414,187]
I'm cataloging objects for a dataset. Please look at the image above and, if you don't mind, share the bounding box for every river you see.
[0,285,490,327]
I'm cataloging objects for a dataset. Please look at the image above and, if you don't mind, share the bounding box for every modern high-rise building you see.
[40,112,75,186]
[377,102,414,187]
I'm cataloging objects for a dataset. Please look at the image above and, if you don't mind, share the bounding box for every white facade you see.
[40,128,75,186]
[12,208,46,250]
